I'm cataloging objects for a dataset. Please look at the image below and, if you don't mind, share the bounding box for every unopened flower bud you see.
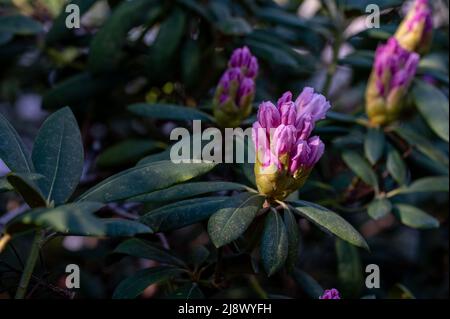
[253,88,330,200]
[366,38,419,126]
[395,0,433,55]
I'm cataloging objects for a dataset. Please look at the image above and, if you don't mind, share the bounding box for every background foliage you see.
[0,0,448,299]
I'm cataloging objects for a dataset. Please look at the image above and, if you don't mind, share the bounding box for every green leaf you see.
[32,107,84,205]
[181,39,202,90]
[128,103,214,122]
[290,201,369,250]
[42,72,118,110]
[283,206,300,273]
[217,17,252,35]
[46,0,98,44]
[342,151,378,190]
[412,80,449,142]
[393,176,449,196]
[261,209,288,276]
[367,198,392,220]
[244,38,301,71]
[0,177,12,193]
[77,161,216,203]
[207,193,265,248]
[0,113,33,173]
[386,148,407,185]
[140,196,228,232]
[6,202,152,236]
[0,15,43,35]
[114,238,186,268]
[336,239,363,298]
[394,126,449,167]
[364,128,385,165]
[393,204,439,229]
[97,139,164,168]
[6,173,47,208]
[146,8,186,80]
[127,181,251,203]
[113,267,183,299]
[136,149,172,165]
[167,283,204,299]
[292,268,324,299]
[88,0,161,74]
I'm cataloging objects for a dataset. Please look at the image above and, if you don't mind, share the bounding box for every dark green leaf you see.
[113,267,183,299]
[386,148,407,185]
[0,113,33,173]
[290,201,369,250]
[412,80,449,142]
[217,17,252,35]
[336,239,363,298]
[114,238,186,268]
[292,268,324,299]
[261,209,288,276]
[42,72,118,110]
[136,149,172,165]
[0,177,12,193]
[367,198,392,220]
[77,161,216,203]
[283,206,300,273]
[393,204,439,229]
[88,0,161,73]
[364,128,385,165]
[6,173,47,208]
[6,202,152,236]
[394,126,449,167]
[97,139,164,168]
[127,181,251,203]
[32,107,83,205]
[0,15,43,35]
[128,103,214,122]
[146,8,186,79]
[342,151,378,190]
[393,176,449,196]
[167,283,204,299]
[207,193,265,248]
[140,196,228,232]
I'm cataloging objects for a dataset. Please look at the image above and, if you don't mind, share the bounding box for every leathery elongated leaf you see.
[342,151,378,190]
[6,173,47,208]
[290,200,368,250]
[393,204,439,229]
[77,161,216,203]
[207,193,265,248]
[127,181,252,203]
[261,209,288,276]
[128,103,214,122]
[413,80,449,142]
[140,196,229,232]
[0,113,33,173]
[32,107,84,205]
[114,238,186,268]
[113,267,184,299]
[6,202,151,236]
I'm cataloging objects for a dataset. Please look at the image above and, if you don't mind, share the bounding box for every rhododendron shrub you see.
[0,0,447,300]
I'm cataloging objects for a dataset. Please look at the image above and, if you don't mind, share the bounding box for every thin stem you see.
[15,229,45,299]
[248,275,268,299]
